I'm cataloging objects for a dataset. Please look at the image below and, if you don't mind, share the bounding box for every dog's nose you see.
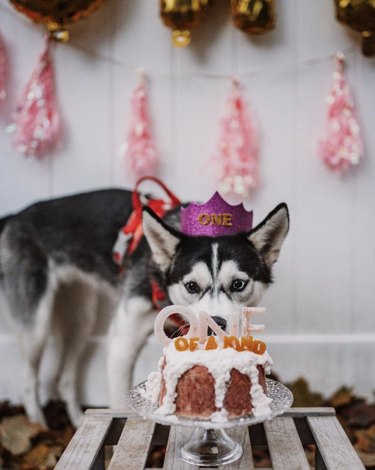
[208,316,227,336]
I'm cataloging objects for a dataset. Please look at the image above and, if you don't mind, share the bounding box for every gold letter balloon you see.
[9,0,106,42]
[231,0,276,35]
[334,0,375,57]
[159,0,209,47]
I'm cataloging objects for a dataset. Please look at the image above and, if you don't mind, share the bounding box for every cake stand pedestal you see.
[127,378,293,467]
[179,426,242,466]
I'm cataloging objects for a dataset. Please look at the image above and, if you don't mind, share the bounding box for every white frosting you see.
[145,341,273,420]
[144,371,162,403]
[211,409,229,422]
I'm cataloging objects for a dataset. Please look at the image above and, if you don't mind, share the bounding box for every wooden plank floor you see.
[56,408,366,470]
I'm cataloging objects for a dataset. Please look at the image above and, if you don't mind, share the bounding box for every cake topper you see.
[154,305,265,347]
[180,191,253,237]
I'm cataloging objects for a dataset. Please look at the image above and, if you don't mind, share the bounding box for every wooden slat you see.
[85,407,137,418]
[308,416,365,470]
[264,417,310,470]
[84,406,335,419]
[107,418,155,470]
[218,427,255,470]
[284,407,336,417]
[163,426,195,470]
[55,415,112,470]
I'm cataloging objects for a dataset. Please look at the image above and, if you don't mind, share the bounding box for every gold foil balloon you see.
[334,0,375,56]
[231,0,276,35]
[9,0,106,42]
[160,0,207,47]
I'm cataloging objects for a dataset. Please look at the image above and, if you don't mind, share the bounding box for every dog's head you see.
[142,203,289,328]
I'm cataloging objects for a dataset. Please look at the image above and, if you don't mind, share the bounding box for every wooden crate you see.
[55,407,365,469]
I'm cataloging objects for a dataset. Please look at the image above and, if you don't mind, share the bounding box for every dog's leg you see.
[54,281,98,428]
[18,293,55,426]
[0,225,56,425]
[107,296,155,407]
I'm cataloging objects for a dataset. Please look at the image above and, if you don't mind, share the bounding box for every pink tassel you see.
[121,69,159,180]
[0,33,7,103]
[9,37,62,160]
[211,78,259,197]
[319,52,363,172]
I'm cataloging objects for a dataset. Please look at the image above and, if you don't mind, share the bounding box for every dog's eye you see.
[185,281,200,294]
[230,279,248,292]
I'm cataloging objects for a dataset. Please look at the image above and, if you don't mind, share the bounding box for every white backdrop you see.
[0,0,374,406]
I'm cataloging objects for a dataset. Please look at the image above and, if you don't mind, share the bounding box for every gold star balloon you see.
[231,0,276,35]
[334,0,375,57]
[9,0,106,42]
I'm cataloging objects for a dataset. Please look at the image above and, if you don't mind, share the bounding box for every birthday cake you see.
[145,305,273,421]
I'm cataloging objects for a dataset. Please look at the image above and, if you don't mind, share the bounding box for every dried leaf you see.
[284,378,324,407]
[330,387,354,408]
[145,445,166,468]
[20,443,61,469]
[0,401,24,420]
[52,426,74,448]
[0,415,45,455]
[44,400,72,430]
[348,404,375,428]
[252,446,272,467]
[34,426,74,450]
[355,449,375,467]
[355,425,375,453]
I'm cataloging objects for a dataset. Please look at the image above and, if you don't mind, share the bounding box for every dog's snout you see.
[208,316,227,336]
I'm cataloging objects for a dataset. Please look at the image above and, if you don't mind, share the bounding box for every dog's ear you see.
[248,203,289,267]
[142,207,182,272]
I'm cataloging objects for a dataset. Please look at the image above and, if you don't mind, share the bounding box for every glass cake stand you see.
[127,379,293,467]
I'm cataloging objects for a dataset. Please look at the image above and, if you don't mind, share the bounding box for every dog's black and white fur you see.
[0,188,289,426]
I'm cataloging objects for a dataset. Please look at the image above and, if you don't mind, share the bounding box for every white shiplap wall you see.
[0,0,374,406]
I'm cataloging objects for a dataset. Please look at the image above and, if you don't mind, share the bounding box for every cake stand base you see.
[180,427,243,467]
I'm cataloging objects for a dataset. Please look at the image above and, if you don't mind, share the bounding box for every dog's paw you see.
[68,407,84,428]
[27,409,47,428]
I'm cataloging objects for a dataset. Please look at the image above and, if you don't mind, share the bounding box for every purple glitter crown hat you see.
[181,192,253,237]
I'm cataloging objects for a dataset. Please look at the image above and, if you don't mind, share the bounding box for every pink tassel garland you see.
[319,52,363,172]
[0,33,7,103]
[121,69,159,180]
[9,37,62,160]
[211,79,259,197]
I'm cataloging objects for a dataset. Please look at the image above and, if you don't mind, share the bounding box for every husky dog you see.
[0,188,289,426]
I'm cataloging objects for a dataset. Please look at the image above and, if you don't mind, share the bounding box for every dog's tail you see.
[0,215,12,235]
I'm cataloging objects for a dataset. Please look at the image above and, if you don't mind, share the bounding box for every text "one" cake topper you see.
[154,305,265,346]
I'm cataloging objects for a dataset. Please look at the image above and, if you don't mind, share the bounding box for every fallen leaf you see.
[145,445,166,468]
[252,446,272,468]
[0,401,24,420]
[0,415,45,455]
[355,425,375,453]
[355,448,375,467]
[44,400,72,430]
[330,387,354,408]
[348,404,375,428]
[284,378,324,407]
[20,443,61,469]
[34,426,74,449]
